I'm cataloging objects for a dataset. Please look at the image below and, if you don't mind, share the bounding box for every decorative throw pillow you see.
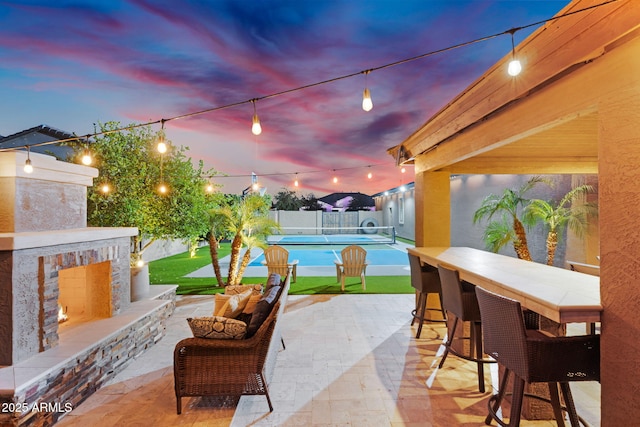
[187,316,247,340]
[242,294,262,314]
[246,285,281,338]
[225,284,264,295]
[264,273,281,292]
[215,290,253,318]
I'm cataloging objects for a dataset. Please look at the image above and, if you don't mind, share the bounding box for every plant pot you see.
[130,264,150,302]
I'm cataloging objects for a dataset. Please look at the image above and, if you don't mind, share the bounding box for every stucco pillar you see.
[414,165,450,247]
[599,81,640,425]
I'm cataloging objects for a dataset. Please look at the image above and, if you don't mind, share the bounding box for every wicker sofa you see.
[173,271,291,414]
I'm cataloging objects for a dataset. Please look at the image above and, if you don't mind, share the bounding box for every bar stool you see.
[408,253,446,338]
[475,286,600,427]
[437,264,495,393]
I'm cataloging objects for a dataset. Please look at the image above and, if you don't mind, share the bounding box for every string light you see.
[157,119,168,153]
[206,182,214,193]
[101,183,110,194]
[24,146,33,173]
[0,1,615,189]
[507,29,522,76]
[294,173,299,187]
[332,172,338,184]
[362,70,373,112]
[81,138,92,165]
[251,100,262,136]
[367,166,373,179]
[158,140,168,194]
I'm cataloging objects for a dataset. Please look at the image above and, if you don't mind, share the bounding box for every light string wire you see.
[0,0,619,181]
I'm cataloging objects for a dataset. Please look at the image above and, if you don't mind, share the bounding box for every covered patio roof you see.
[388,0,635,175]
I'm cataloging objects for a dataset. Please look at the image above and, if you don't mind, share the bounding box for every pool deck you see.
[187,241,413,278]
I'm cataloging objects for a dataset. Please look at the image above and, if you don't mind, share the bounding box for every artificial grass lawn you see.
[149,244,412,295]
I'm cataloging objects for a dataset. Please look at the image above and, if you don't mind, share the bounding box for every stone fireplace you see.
[0,151,177,426]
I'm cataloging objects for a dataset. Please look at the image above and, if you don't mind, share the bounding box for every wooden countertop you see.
[408,247,602,324]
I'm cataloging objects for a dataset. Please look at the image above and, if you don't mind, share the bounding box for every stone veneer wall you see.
[0,237,131,366]
[39,245,125,354]
[0,290,176,427]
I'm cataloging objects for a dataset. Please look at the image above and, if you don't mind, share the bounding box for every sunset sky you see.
[0,0,569,197]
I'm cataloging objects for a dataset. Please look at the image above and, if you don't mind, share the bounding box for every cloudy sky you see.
[0,0,569,196]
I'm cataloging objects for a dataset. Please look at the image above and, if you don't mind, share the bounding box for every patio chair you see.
[261,245,298,282]
[334,245,368,291]
[437,264,495,393]
[408,253,446,339]
[475,286,600,426]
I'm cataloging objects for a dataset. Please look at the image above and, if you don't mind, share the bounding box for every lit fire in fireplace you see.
[58,304,68,323]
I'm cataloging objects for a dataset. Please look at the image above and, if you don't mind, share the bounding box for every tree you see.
[273,188,303,210]
[300,193,322,210]
[524,184,598,265]
[82,121,220,265]
[347,193,373,211]
[473,176,548,261]
[208,194,280,286]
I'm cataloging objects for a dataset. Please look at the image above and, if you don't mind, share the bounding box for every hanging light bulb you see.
[362,88,373,112]
[157,120,168,153]
[333,176,338,184]
[507,30,522,76]
[101,183,110,194]
[251,100,262,135]
[362,70,373,112]
[157,136,167,154]
[79,136,92,165]
[24,146,33,173]
[294,173,299,187]
[158,183,168,194]
[401,166,406,173]
[367,166,373,179]
[206,182,214,193]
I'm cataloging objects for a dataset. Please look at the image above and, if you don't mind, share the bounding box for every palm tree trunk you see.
[208,234,224,286]
[236,249,252,283]
[227,233,243,285]
[512,218,532,261]
[546,230,558,266]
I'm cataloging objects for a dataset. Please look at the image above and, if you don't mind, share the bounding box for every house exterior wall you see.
[374,186,416,241]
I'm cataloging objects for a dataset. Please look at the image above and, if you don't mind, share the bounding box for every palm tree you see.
[524,184,597,266]
[208,194,280,286]
[473,177,547,261]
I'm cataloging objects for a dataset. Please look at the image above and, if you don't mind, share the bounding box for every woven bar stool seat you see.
[408,253,446,338]
[475,286,600,427]
[437,264,496,393]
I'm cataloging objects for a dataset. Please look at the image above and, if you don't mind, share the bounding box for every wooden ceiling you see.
[438,112,599,174]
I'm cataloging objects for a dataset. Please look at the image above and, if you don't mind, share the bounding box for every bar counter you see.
[408,247,602,324]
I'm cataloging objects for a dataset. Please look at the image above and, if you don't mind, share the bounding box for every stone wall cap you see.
[0,151,98,185]
[0,227,138,250]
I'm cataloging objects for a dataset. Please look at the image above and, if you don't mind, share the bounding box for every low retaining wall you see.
[0,286,177,427]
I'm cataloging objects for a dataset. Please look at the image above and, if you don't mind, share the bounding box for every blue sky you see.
[0,0,569,196]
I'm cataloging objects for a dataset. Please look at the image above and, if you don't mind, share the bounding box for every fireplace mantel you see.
[0,227,138,250]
